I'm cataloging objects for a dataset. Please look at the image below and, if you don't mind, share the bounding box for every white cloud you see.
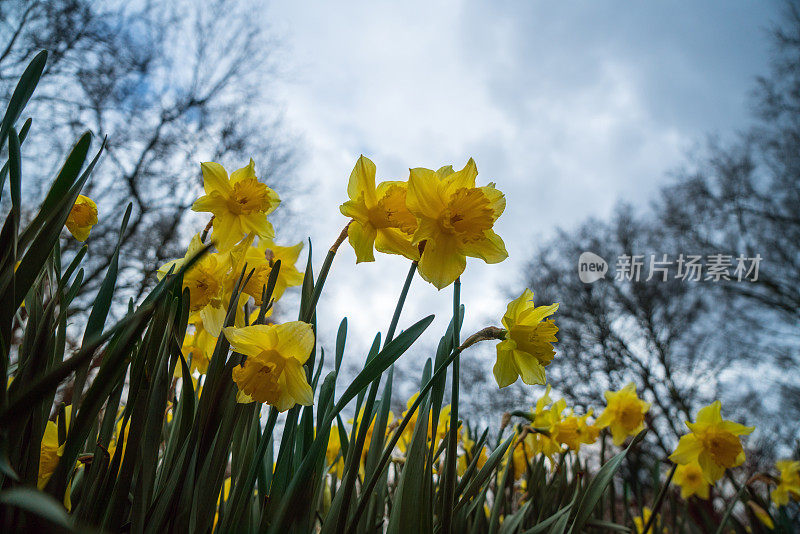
[263,0,778,363]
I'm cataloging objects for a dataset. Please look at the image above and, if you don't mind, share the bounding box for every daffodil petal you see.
[669,433,703,465]
[407,167,445,219]
[347,155,378,206]
[283,358,313,406]
[493,341,519,388]
[272,321,315,364]
[211,214,244,252]
[417,234,465,290]
[347,221,377,263]
[241,213,275,240]
[442,158,478,195]
[340,196,371,221]
[200,305,226,338]
[230,158,256,184]
[223,325,276,357]
[201,162,232,194]
[375,228,420,261]
[460,229,508,264]
[512,350,547,385]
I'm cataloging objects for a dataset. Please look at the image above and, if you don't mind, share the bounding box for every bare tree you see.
[0,0,297,308]
[513,1,800,462]
[653,1,800,454]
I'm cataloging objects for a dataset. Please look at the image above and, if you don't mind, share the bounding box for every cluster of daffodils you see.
[322,390,488,480]
[669,401,754,499]
[338,156,563,389]
[59,154,791,532]
[507,383,648,482]
[340,155,507,289]
[155,160,310,410]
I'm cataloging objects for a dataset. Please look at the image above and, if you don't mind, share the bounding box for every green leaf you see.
[569,430,646,533]
[386,377,432,534]
[0,117,31,202]
[454,435,514,513]
[0,486,72,530]
[83,203,131,343]
[521,504,573,534]
[332,314,434,416]
[335,318,347,374]
[11,133,99,309]
[0,50,47,154]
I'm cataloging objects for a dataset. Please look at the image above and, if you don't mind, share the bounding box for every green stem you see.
[441,278,461,533]
[335,261,416,533]
[642,463,676,534]
[384,262,417,346]
[714,477,747,534]
[220,407,278,533]
[347,319,482,533]
[304,222,350,322]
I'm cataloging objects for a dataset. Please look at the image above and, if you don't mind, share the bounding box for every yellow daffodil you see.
[65,194,97,241]
[510,432,536,479]
[158,235,227,308]
[326,426,345,478]
[527,387,565,462]
[669,401,754,483]
[192,159,280,251]
[340,155,419,263]
[406,159,507,289]
[179,320,217,376]
[213,478,233,527]
[553,410,599,453]
[595,383,650,446]
[38,406,72,509]
[493,289,559,388]
[673,462,710,499]
[224,322,315,412]
[771,459,800,506]
[458,429,488,476]
[349,407,394,470]
[633,507,663,534]
[397,392,459,453]
[230,238,304,305]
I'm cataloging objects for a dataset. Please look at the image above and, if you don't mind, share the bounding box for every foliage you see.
[0,49,797,534]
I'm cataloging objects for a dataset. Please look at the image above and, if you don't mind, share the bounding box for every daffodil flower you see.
[669,400,754,483]
[633,507,660,534]
[595,383,651,446]
[339,155,419,263]
[553,410,600,452]
[192,159,280,251]
[38,406,72,509]
[493,289,559,388]
[224,322,315,412]
[65,194,98,241]
[179,320,217,376]
[406,158,507,289]
[158,234,231,335]
[673,462,710,499]
[771,459,800,506]
[326,426,345,478]
[229,237,304,306]
[515,387,565,464]
[396,391,458,454]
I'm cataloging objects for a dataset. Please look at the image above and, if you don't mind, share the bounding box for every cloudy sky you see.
[262,1,782,373]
